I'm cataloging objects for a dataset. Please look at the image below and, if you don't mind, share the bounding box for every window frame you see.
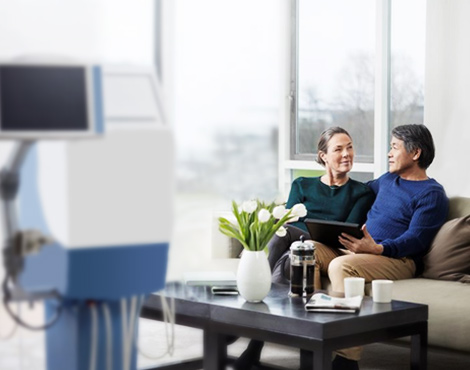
[279,0,392,194]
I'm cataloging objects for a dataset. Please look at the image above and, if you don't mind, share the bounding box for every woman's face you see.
[320,133,354,175]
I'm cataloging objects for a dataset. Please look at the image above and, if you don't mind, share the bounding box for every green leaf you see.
[248,222,258,251]
[258,217,274,247]
[218,224,250,250]
[218,217,232,226]
[218,225,238,239]
[263,245,269,256]
[232,201,243,228]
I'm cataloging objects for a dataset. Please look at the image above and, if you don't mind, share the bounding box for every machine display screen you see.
[0,65,89,131]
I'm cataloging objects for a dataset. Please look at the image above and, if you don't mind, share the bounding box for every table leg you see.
[300,349,313,369]
[203,328,227,370]
[410,322,428,370]
[313,348,331,370]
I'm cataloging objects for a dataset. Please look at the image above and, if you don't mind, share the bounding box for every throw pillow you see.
[422,215,470,283]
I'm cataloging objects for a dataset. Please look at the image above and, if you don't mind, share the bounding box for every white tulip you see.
[272,205,286,219]
[274,194,287,205]
[289,215,299,222]
[241,200,257,214]
[276,226,287,237]
[258,209,271,223]
[292,203,307,218]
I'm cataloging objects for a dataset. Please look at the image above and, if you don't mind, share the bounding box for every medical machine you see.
[0,62,173,370]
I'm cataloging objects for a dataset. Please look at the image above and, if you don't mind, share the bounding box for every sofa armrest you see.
[448,196,470,219]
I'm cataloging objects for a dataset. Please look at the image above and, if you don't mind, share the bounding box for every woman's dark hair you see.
[316,126,352,166]
[391,124,435,169]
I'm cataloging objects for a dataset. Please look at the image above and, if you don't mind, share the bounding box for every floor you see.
[4,315,470,370]
[0,310,295,370]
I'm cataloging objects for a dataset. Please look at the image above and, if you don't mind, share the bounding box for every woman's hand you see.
[338,225,384,255]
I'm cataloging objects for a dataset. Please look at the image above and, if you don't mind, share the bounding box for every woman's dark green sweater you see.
[286,176,375,232]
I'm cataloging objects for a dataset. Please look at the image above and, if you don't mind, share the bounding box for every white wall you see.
[0,1,104,62]
[425,0,470,197]
[0,0,154,64]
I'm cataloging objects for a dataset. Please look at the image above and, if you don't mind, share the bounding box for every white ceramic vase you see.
[237,250,272,302]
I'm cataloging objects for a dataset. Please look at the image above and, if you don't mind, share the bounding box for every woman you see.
[233,126,375,370]
[269,126,375,284]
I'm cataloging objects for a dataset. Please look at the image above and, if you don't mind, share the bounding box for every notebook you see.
[183,271,237,286]
[304,218,363,249]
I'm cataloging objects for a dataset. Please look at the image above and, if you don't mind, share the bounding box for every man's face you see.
[388,136,418,175]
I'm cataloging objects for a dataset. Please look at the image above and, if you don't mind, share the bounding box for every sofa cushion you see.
[392,278,470,352]
[422,215,470,283]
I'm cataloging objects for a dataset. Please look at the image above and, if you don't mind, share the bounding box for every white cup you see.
[372,280,394,303]
[344,277,365,298]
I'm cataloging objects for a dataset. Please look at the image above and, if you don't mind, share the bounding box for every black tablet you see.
[304,218,364,249]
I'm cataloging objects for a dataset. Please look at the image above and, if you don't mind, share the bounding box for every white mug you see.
[344,277,365,298]
[372,280,394,303]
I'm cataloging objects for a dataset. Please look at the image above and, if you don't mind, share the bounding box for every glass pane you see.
[171,0,281,274]
[175,0,280,203]
[297,0,376,163]
[390,0,426,129]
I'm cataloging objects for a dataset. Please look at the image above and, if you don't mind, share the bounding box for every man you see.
[317,124,449,370]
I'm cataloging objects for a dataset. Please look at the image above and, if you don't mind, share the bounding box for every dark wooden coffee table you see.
[140,282,428,370]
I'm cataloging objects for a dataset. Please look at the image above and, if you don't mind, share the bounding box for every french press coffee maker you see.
[289,236,315,297]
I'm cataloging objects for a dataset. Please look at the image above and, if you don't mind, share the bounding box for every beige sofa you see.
[214,196,470,355]
[386,196,470,354]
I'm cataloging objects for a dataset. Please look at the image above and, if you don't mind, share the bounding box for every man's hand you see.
[338,225,384,255]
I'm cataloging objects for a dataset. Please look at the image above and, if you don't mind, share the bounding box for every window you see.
[296,0,375,163]
[283,0,426,188]
[173,0,280,203]
[166,0,282,271]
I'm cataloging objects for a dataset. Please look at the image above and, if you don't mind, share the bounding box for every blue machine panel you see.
[19,242,168,300]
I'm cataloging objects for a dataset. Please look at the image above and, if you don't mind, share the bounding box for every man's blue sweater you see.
[367,172,449,274]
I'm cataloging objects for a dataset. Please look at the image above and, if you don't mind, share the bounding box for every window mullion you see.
[374,0,391,178]
[279,0,298,197]
[289,0,299,161]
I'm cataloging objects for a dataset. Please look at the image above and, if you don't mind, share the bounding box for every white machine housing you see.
[19,65,174,248]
